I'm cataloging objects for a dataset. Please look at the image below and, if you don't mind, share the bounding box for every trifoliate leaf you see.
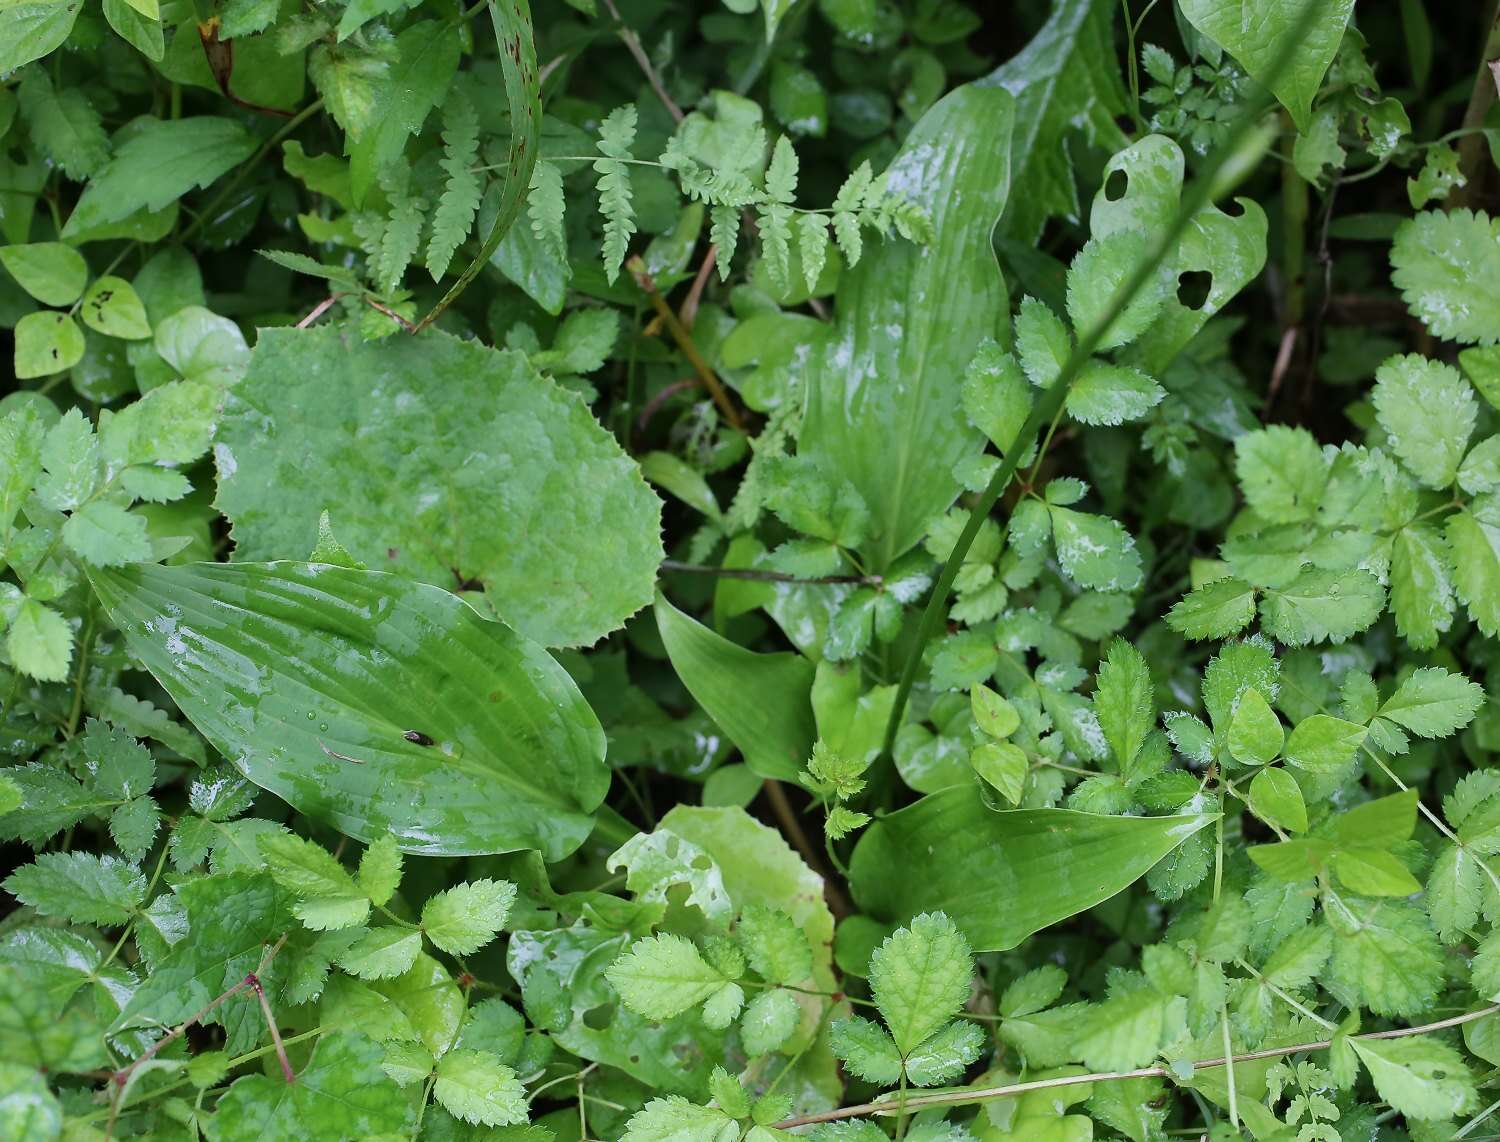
[1075,988,1171,1070]
[433,1048,527,1126]
[1350,1036,1477,1122]
[357,834,403,907]
[1066,361,1164,426]
[1248,767,1306,833]
[1014,295,1071,387]
[1167,577,1257,640]
[830,1016,904,1085]
[1047,505,1144,591]
[1448,498,1500,636]
[1372,354,1476,488]
[1390,209,1500,345]
[61,501,151,567]
[80,276,151,339]
[1226,688,1283,766]
[740,986,799,1055]
[870,912,973,1053]
[1235,426,1327,524]
[1066,230,1169,351]
[971,741,1027,805]
[1259,568,1384,646]
[1377,667,1484,739]
[1325,901,1442,1018]
[1001,965,1068,1018]
[1282,715,1366,773]
[622,1095,737,1142]
[702,981,744,1029]
[737,904,813,985]
[337,927,424,980]
[903,1020,985,1086]
[971,682,1021,740]
[0,241,87,305]
[607,933,727,1021]
[14,311,85,379]
[1390,523,1457,648]
[420,879,516,955]
[3,851,145,925]
[259,832,368,932]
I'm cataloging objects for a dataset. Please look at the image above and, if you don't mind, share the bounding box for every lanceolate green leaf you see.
[215,326,663,649]
[88,561,609,858]
[654,593,815,781]
[981,0,1128,244]
[1178,0,1355,130]
[849,785,1215,951]
[800,84,1015,570]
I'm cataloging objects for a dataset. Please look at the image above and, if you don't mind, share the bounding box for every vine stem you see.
[773,1004,1500,1129]
[599,0,683,123]
[627,256,746,429]
[881,104,1285,758]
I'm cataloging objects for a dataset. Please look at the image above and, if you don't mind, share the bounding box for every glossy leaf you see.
[89,560,608,858]
[215,325,663,648]
[849,785,1215,950]
[655,592,815,781]
[800,84,1014,569]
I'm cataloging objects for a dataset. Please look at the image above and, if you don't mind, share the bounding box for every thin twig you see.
[773,1004,1500,1129]
[628,256,745,429]
[296,293,348,328]
[660,559,881,586]
[599,0,683,123]
[679,244,718,329]
[249,973,296,1083]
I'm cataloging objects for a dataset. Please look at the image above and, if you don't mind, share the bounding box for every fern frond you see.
[765,136,798,204]
[758,204,793,292]
[425,90,482,281]
[594,105,638,284]
[676,165,758,208]
[527,160,567,261]
[710,205,740,281]
[833,161,873,213]
[832,210,862,267]
[374,163,427,295]
[798,214,830,292]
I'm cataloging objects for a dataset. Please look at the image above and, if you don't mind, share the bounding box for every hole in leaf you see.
[691,854,712,870]
[583,1004,615,1030]
[1104,169,1128,201]
[1177,271,1212,310]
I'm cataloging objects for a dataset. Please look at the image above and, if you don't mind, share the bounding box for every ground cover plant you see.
[5,0,1500,1137]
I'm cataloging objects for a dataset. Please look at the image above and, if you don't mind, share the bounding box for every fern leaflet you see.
[710,205,741,281]
[798,214,830,292]
[374,162,427,295]
[528,160,567,261]
[595,105,638,284]
[425,90,482,281]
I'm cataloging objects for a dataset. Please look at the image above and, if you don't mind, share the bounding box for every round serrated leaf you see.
[1248,766,1307,833]
[15,311,86,379]
[80,275,151,339]
[1226,688,1284,766]
[0,242,87,305]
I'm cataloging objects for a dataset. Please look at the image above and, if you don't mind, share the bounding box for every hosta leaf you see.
[88,560,609,859]
[850,785,1215,950]
[215,325,663,648]
[801,84,1014,569]
[1178,0,1355,129]
[654,593,815,782]
[983,0,1128,243]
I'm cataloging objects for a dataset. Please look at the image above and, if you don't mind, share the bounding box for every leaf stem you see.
[773,1004,1500,1129]
[627,256,746,429]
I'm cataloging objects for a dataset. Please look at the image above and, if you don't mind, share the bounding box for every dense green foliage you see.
[3,0,1500,1138]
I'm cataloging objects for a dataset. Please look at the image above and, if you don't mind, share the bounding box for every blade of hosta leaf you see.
[800,83,1015,570]
[1177,0,1355,130]
[848,785,1215,951]
[654,593,815,781]
[88,561,609,858]
[981,0,1128,244]
[214,325,663,649]
[414,0,539,331]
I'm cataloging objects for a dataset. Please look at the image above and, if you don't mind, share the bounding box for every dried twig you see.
[628,256,745,429]
[599,0,683,123]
